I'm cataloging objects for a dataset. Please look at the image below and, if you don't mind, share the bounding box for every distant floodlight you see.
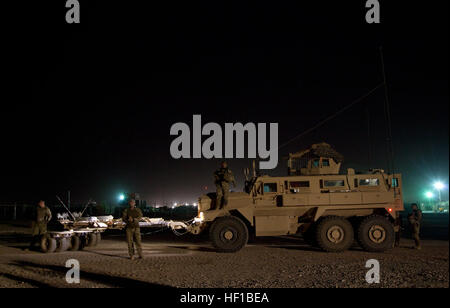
[434,181,444,190]
[119,194,125,201]
[425,191,434,199]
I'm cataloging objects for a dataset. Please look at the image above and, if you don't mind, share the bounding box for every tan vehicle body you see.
[191,143,404,253]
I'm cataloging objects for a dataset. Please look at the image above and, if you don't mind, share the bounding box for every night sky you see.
[2,1,448,205]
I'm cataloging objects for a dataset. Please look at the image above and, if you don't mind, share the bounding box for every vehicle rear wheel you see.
[209,216,249,253]
[69,235,80,251]
[357,215,394,252]
[40,235,57,253]
[315,216,354,252]
[55,238,69,252]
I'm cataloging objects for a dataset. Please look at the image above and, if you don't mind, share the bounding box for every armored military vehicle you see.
[189,143,403,253]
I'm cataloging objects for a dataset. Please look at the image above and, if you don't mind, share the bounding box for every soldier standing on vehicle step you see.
[122,199,143,260]
[214,161,236,209]
[408,203,423,250]
[29,200,52,250]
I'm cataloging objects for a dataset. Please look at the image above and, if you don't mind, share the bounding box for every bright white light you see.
[434,181,445,190]
[173,202,177,207]
[119,194,125,201]
[193,202,198,207]
[425,191,434,199]
[185,202,188,206]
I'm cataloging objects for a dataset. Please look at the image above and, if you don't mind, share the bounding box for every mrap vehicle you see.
[189,143,403,253]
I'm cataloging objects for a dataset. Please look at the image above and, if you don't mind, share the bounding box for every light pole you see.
[433,181,444,203]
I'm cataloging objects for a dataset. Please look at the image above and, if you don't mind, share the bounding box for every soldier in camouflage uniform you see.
[214,161,236,209]
[122,199,143,260]
[408,203,423,250]
[29,200,52,249]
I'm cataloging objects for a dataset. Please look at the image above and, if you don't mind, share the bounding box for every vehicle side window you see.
[322,159,330,167]
[263,183,278,193]
[289,181,310,193]
[359,178,379,186]
[312,159,320,167]
[391,178,399,187]
[324,180,345,187]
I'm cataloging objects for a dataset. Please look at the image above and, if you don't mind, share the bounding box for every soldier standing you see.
[122,199,143,260]
[408,203,423,250]
[214,161,236,209]
[29,200,52,250]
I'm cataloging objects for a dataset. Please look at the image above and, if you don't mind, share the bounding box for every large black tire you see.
[69,235,80,251]
[315,216,354,252]
[209,216,249,253]
[357,215,394,252]
[40,235,57,253]
[87,233,97,247]
[55,238,69,252]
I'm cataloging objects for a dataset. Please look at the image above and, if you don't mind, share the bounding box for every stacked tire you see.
[40,234,57,253]
[40,232,102,253]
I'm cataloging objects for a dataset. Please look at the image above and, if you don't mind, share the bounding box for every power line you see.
[380,46,396,176]
[278,82,385,150]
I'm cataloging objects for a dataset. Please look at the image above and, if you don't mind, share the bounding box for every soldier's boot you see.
[415,239,422,250]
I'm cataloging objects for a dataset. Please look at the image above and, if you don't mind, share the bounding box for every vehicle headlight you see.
[194,211,205,223]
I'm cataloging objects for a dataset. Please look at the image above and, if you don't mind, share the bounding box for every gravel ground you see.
[0,230,448,288]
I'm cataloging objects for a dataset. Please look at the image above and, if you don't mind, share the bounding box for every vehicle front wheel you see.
[209,216,249,253]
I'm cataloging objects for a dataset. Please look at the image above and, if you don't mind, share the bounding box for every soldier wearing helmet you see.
[214,161,236,209]
[122,199,143,260]
[29,200,52,250]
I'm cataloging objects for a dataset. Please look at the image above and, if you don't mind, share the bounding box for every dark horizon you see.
[1,1,448,205]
